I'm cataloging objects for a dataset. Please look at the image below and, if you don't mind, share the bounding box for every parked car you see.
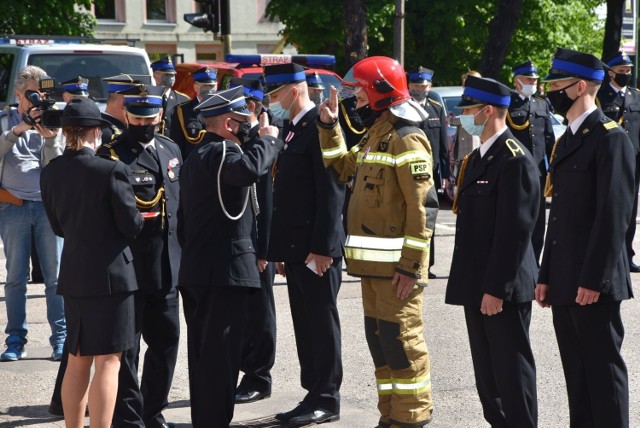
[174,54,342,100]
[0,36,152,110]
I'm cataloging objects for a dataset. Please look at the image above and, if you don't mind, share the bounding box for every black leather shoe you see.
[289,408,340,425]
[630,260,640,273]
[162,423,176,428]
[428,270,437,279]
[235,389,271,404]
[275,402,311,422]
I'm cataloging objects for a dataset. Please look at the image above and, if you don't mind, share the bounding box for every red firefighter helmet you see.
[342,56,410,111]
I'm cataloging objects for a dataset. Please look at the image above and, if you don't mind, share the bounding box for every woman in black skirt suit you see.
[40,98,143,428]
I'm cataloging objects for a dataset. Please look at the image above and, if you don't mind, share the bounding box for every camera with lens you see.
[24,76,62,128]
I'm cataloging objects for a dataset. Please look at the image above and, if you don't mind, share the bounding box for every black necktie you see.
[146,145,160,167]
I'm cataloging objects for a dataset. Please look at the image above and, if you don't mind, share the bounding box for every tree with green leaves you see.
[0,1,98,37]
[266,0,394,73]
[266,0,605,85]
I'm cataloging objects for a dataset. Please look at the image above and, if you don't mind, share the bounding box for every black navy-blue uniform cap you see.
[150,55,176,74]
[102,74,151,94]
[61,76,89,95]
[263,63,306,94]
[194,86,251,118]
[604,51,634,68]
[305,71,325,89]
[118,84,164,118]
[543,47,605,83]
[458,75,514,108]
[228,77,264,102]
[408,67,434,84]
[191,66,217,83]
[512,60,539,77]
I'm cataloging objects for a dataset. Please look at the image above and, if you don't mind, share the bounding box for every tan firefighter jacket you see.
[318,113,434,284]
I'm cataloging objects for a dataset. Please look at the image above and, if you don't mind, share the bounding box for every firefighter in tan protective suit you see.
[317,56,437,428]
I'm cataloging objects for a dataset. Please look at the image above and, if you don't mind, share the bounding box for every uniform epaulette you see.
[156,133,176,144]
[175,90,190,99]
[176,99,191,108]
[602,118,619,131]
[505,138,525,157]
[428,98,442,107]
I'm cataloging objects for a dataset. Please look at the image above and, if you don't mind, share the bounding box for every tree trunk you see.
[602,0,625,60]
[478,0,523,79]
[343,0,368,69]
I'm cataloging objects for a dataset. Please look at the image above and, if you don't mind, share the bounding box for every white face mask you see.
[520,84,537,97]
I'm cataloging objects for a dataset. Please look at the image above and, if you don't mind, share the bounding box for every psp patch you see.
[410,161,431,180]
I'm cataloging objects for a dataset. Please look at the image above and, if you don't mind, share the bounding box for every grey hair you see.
[15,65,47,93]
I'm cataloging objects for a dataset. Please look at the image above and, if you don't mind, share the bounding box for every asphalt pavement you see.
[2,204,640,427]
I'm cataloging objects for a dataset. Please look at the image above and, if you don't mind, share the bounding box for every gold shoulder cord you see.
[177,105,207,145]
[506,111,529,131]
[544,137,561,197]
[108,146,120,161]
[135,187,166,230]
[339,102,367,135]
[452,151,473,214]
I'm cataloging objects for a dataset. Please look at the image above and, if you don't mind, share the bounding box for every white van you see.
[0,37,152,109]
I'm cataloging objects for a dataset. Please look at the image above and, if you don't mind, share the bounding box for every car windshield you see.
[28,53,150,102]
[442,96,463,116]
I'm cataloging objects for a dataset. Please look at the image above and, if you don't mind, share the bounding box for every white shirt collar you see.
[479,127,508,158]
[569,106,597,135]
[609,81,627,94]
[518,93,529,101]
[291,102,316,126]
[139,139,156,150]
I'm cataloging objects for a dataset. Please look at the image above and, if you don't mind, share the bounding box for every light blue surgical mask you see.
[459,107,488,136]
[270,101,290,120]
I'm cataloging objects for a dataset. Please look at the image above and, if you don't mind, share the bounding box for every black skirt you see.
[64,292,135,356]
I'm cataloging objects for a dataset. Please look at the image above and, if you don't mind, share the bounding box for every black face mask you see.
[231,118,252,144]
[547,80,580,117]
[614,72,632,88]
[128,123,156,143]
[355,104,381,128]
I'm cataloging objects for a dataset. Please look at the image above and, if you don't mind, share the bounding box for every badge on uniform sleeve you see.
[410,161,431,180]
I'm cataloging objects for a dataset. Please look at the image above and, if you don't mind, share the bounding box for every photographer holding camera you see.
[0,65,65,362]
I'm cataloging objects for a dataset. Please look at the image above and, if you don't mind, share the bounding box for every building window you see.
[196,44,222,62]
[146,44,178,62]
[94,0,125,22]
[146,0,176,23]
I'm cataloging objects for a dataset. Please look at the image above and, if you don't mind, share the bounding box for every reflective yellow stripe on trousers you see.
[376,375,431,395]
